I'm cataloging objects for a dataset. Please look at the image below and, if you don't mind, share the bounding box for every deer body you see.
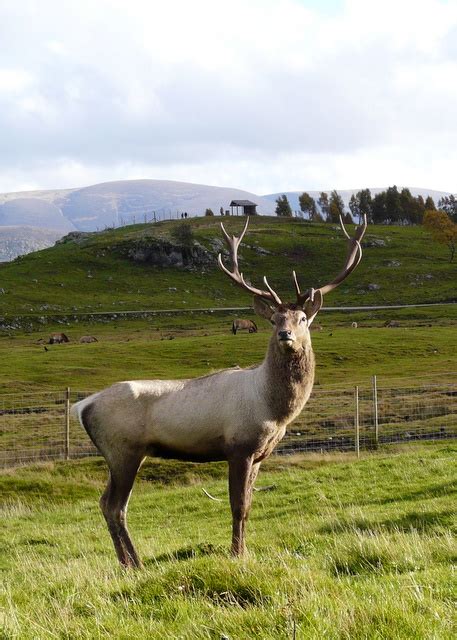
[77,329,315,466]
[73,216,366,568]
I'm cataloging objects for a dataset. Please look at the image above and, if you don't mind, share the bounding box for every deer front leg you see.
[228,456,260,556]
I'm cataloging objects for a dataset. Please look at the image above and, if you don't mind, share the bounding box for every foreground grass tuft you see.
[1,443,456,638]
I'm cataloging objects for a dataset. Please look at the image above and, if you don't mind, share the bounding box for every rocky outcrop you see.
[124,238,214,268]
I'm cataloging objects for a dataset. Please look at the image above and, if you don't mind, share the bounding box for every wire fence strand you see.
[1,375,456,468]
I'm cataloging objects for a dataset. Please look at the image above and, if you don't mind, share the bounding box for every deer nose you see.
[278,330,292,341]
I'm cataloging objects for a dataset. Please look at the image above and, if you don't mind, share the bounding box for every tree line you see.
[275,188,457,262]
[275,187,457,226]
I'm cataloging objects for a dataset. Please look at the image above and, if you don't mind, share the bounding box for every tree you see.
[438,195,457,223]
[328,190,345,223]
[275,194,293,217]
[385,185,402,224]
[372,191,387,224]
[425,196,436,211]
[423,210,457,262]
[171,222,194,246]
[205,208,214,216]
[298,192,317,220]
[357,188,373,223]
[349,194,359,221]
[317,192,330,221]
[400,188,424,225]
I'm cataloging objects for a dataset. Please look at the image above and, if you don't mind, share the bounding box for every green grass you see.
[1,217,457,320]
[1,443,456,638]
[1,319,456,393]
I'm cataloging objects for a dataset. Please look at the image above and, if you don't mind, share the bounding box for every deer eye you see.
[300,316,307,323]
[270,319,276,325]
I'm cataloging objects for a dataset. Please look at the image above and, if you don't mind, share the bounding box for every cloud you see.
[0,0,456,193]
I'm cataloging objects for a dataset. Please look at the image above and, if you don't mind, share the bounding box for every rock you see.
[368,283,380,291]
[365,237,387,248]
[387,260,401,267]
[384,320,400,328]
[126,237,213,268]
[56,231,93,244]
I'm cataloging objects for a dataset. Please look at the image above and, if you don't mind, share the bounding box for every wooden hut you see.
[229,200,258,216]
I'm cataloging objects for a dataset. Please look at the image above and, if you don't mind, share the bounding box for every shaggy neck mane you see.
[264,335,315,424]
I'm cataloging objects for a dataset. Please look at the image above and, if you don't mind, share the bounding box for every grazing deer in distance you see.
[232,318,258,334]
[49,333,69,344]
[72,215,367,568]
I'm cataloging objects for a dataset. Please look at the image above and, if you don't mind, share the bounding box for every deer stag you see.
[72,215,367,567]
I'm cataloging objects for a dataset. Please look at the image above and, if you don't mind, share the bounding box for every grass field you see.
[1,319,456,393]
[1,217,457,320]
[1,443,455,639]
[1,218,456,637]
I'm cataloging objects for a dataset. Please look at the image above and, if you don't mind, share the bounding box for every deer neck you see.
[262,336,315,425]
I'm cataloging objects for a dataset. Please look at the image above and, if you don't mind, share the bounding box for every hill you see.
[0,180,455,262]
[0,216,456,319]
[0,179,275,239]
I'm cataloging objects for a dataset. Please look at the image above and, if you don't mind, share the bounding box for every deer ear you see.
[253,295,276,321]
[303,290,323,326]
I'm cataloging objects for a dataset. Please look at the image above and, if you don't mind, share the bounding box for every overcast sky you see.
[1,0,456,195]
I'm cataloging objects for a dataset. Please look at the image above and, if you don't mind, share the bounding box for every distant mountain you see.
[0,226,65,262]
[0,179,275,234]
[0,198,75,232]
[0,179,454,261]
[263,187,453,214]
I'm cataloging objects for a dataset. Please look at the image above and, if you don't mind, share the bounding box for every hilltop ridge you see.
[0,216,455,319]
[0,179,454,261]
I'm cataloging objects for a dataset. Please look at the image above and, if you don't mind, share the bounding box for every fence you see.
[1,375,456,468]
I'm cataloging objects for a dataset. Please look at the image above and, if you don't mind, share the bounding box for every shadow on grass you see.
[145,542,225,565]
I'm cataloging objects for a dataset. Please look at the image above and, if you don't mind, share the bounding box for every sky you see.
[1,0,456,195]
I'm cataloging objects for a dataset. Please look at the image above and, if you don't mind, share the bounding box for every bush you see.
[171,223,194,246]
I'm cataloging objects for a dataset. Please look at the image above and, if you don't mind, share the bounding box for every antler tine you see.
[218,217,282,305]
[263,276,282,306]
[339,214,351,240]
[293,214,367,303]
[293,270,314,305]
[317,213,367,297]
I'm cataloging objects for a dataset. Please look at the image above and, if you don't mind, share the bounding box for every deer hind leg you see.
[228,457,260,556]
[100,453,144,568]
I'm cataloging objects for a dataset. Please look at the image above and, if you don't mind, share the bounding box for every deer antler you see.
[293,214,367,305]
[218,217,282,305]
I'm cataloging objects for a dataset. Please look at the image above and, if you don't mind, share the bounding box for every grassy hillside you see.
[1,443,455,639]
[1,217,456,318]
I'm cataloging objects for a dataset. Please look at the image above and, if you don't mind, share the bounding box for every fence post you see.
[64,387,71,460]
[355,385,360,458]
[372,375,379,445]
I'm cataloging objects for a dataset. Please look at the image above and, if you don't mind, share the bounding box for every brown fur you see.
[232,318,258,334]
[49,333,69,344]
[264,336,315,424]
[73,217,366,567]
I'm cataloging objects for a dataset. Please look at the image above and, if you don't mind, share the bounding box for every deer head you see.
[218,216,367,352]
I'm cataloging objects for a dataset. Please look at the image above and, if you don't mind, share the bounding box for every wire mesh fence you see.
[1,375,456,468]
[277,376,457,455]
